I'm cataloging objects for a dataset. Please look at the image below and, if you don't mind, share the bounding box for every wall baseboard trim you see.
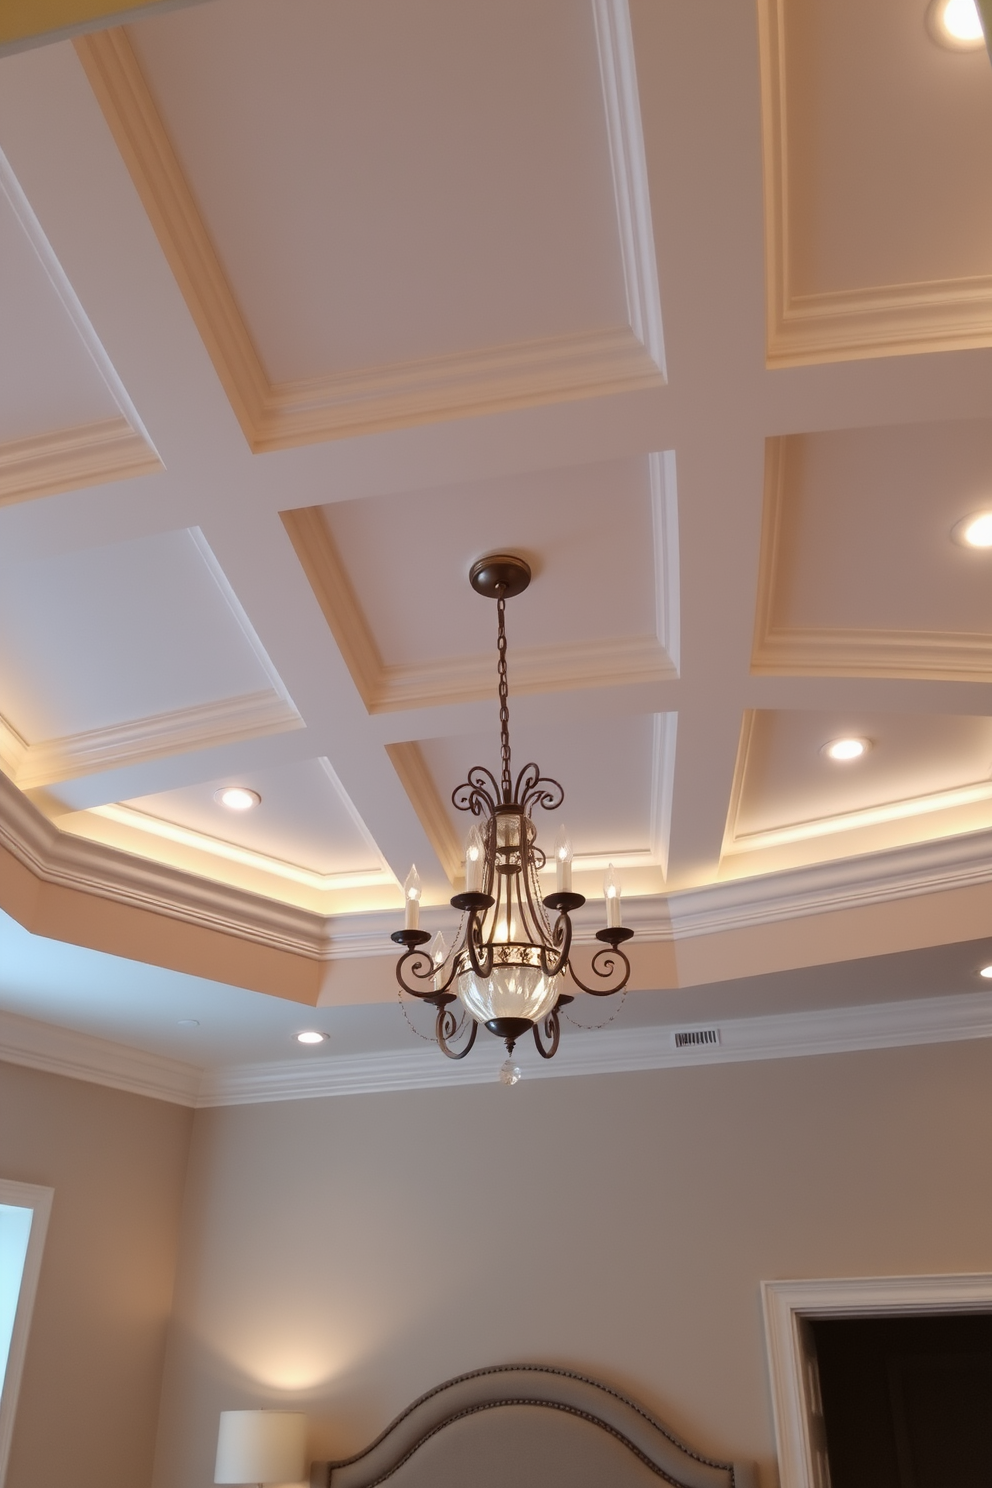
[3,987,988,1109]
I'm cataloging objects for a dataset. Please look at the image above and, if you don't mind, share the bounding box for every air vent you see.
[672,1028,721,1049]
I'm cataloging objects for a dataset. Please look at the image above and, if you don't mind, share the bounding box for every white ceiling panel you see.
[127,0,626,379]
[116,756,384,879]
[0,526,289,740]
[0,152,121,442]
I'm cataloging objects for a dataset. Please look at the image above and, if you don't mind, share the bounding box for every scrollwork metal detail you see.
[565,945,632,998]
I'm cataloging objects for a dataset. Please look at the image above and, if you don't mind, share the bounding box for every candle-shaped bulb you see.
[430,930,447,989]
[403,864,421,930]
[604,863,622,928]
[465,824,485,893]
[554,825,573,892]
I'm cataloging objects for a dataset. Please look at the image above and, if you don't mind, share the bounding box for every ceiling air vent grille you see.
[672,1028,721,1049]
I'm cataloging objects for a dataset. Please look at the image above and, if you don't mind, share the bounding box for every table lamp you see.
[215,1410,308,1487]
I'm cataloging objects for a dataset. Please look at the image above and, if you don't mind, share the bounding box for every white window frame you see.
[761,1274,992,1488]
[0,1180,53,1488]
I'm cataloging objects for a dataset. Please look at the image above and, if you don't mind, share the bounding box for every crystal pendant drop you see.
[499,1060,522,1086]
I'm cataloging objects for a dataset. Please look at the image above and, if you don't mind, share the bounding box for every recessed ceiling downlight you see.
[822,737,870,762]
[927,0,985,48]
[296,1031,328,1045]
[952,511,992,548]
[979,965,992,979]
[214,786,261,811]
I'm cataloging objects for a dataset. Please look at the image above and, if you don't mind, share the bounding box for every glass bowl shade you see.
[457,962,560,1026]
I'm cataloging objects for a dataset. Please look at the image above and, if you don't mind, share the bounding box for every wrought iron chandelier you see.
[392,554,633,1068]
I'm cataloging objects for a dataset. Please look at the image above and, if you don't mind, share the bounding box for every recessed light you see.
[979,965,992,979]
[177,1018,200,1028]
[927,0,985,49]
[952,511,992,548]
[822,737,870,762]
[296,1031,328,1045]
[214,786,261,811]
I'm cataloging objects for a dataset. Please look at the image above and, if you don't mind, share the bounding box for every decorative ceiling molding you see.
[3,986,988,1110]
[281,504,676,713]
[751,438,992,680]
[384,741,462,886]
[74,4,664,454]
[0,416,160,507]
[0,144,160,502]
[757,0,992,368]
[724,710,992,856]
[0,688,302,790]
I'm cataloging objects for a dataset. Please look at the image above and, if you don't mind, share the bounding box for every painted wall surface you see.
[0,1060,193,1488]
[151,1039,992,1488]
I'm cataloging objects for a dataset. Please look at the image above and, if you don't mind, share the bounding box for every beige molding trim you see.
[0,142,161,503]
[385,741,462,886]
[757,0,992,368]
[0,688,303,790]
[75,12,664,453]
[281,504,676,713]
[0,416,160,507]
[751,437,992,680]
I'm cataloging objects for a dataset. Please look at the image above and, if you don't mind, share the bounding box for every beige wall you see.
[0,1060,193,1488]
[151,1039,992,1488]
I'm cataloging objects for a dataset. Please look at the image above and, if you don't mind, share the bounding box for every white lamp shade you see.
[215,1411,307,1485]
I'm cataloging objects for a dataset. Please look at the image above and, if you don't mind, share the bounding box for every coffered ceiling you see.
[2,0,992,1092]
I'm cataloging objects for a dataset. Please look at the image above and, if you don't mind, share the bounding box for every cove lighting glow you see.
[296,1031,327,1044]
[823,737,869,761]
[953,511,992,547]
[214,786,261,811]
[927,0,985,48]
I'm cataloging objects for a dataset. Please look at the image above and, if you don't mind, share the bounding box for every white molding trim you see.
[592,0,666,375]
[761,1274,992,1488]
[2,988,991,1110]
[76,12,663,454]
[0,1179,53,1488]
[0,689,303,790]
[0,144,161,505]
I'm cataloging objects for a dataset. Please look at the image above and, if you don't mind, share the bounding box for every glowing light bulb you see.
[604,863,622,929]
[554,825,573,892]
[465,824,484,893]
[430,931,447,990]
[403,864,422,930]
[823,738,869,762]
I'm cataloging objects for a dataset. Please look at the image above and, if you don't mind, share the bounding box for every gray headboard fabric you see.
[312,1364,744,1488]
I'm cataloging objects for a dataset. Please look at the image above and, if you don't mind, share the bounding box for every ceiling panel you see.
[753,423,992,679]
[125,0,626,380]
[285,453,676,710]
[113,756,385,880]
[0,526,295,742]
[725,708,992,866]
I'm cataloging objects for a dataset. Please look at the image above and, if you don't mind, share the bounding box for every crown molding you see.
[757,0,992,368]
[751,437,992,681]
[0,416,161,507]
[199,987,992,1104]
[2,976,990,1110]
[0,1005,201,1105]
[0,688,303,791]
[384,741,462,886]
[281,504,676,714]
[75,10,663,454]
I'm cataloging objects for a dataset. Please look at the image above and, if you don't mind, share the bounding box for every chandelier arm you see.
[538,912,572,977]
[464,907,495,979]
[566,945,632,997]
[437,1003,478,1060]
[395,947,445,1000]
[532,1007,561,1059]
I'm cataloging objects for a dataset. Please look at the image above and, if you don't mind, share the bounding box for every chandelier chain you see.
[497,589,512,802]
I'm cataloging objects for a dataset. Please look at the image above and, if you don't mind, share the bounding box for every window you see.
[0,1181,52,1488]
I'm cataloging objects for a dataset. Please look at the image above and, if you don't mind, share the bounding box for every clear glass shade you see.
[457,962,561,1026]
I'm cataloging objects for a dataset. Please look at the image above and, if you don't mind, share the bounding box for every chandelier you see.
[392,554,633,1069]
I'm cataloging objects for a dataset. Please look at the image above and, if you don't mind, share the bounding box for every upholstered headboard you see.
[311,1364,746,1488]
